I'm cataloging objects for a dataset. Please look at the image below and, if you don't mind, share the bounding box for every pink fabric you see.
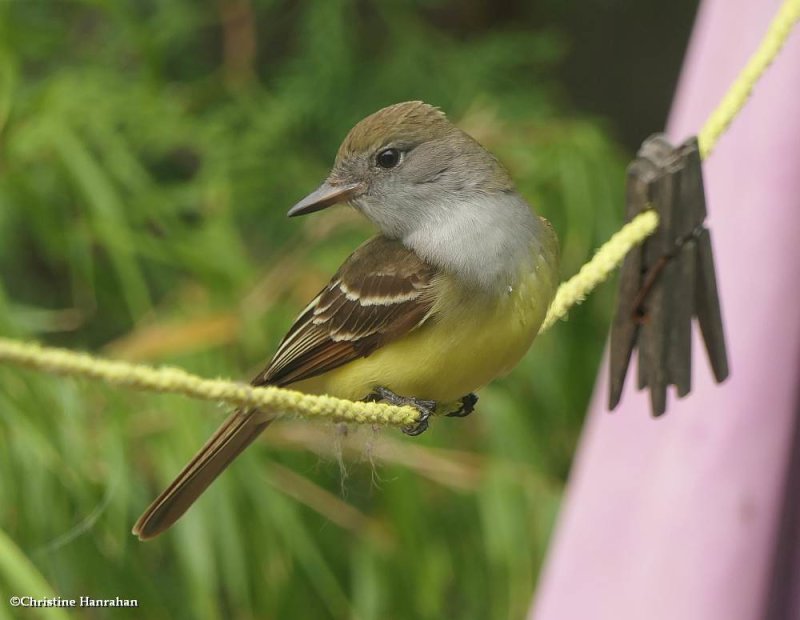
[531,1,800,618]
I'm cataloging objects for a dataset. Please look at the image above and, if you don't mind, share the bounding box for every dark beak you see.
[286,181,362,218]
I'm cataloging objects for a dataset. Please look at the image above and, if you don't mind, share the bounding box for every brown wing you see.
[253,236,438,387]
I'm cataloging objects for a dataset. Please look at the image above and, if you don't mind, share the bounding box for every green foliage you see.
[0,1,626,618]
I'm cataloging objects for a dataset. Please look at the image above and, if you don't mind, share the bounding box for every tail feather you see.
[133,408,272,540]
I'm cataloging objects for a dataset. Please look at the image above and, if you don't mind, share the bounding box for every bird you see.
[133,101,560,540]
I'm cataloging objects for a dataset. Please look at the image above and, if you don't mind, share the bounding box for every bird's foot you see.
[364,386,437,436]
[446,393,478,418]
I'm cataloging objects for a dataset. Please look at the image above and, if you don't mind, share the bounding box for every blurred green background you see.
[0,1,696,618]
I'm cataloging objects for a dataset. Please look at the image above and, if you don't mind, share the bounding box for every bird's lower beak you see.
[286,181,362,217]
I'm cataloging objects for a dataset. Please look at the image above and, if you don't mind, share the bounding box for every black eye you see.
[376,148,401,169]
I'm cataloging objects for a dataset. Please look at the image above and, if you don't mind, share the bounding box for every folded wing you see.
[256,236,439,387]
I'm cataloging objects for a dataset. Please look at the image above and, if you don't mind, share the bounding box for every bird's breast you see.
[296,247,559,406]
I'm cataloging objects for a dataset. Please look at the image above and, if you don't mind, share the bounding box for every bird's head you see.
[287,101,514,239]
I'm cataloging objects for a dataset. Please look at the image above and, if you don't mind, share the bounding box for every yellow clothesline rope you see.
[539,210,658,332]
[1,0,798,427]
[0,337,420,426]
[698,0,800,160]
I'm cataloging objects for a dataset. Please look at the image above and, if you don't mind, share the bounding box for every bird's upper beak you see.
[286,180,362,217]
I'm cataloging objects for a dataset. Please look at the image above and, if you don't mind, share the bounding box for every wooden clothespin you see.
[609,134,729,416]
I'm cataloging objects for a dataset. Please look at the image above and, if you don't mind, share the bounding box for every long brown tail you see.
[133,408,272,540]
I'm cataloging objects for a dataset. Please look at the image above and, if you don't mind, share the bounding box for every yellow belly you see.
[291,250,558,405]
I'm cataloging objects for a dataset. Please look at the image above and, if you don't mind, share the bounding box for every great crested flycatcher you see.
[133,101,560,540]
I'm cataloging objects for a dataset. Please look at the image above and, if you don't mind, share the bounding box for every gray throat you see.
[402,191,542,295]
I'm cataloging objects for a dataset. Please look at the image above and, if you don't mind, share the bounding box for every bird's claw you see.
[402,405,433,436]
[446,393,478,418]
[364,386,437,436]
